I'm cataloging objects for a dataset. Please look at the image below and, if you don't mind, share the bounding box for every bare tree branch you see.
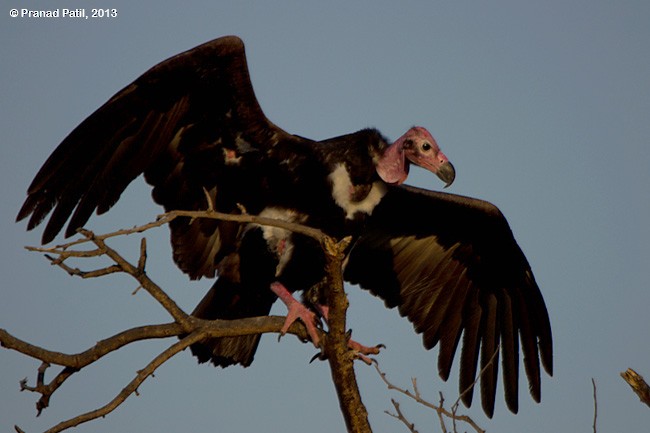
[22,331,204,433]
[320,236,372,433]
[451,345,500,421]
[2,319,311,370]
[373,361,485,433]
[3,210,372,433]
[27,228,191,328]
[591,377,598,433]
[385,399,418,433]
[592,378,598,433]
[2,317,312,419]
[436,393,449,433]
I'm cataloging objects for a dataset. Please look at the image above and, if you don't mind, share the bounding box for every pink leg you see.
[270,282,321,346]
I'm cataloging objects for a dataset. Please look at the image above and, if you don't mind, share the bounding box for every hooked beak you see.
[436,161,456,188]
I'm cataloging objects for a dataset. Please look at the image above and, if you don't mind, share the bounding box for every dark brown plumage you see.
[17,35,552,417]
[344,185,553,415]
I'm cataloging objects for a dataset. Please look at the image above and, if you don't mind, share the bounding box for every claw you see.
[309,350,327,364]
[348,339,383,356]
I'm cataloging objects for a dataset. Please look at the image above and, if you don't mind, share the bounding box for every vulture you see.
[17,35,552,417]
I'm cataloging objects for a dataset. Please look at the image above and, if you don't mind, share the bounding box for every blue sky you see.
[1,1,649,432]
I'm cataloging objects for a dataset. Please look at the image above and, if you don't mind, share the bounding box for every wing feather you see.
[459,288,481,407]
[499,287,519,413]
[17,36,307,279]
[479,293,499,417]
[345,184,552,416]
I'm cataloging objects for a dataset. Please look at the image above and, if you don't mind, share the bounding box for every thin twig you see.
[87,229,192,328]
[592,378,597,433]
[33,209,328,252]
[29,228,192,329]
[202,187,216,211]
[5,210,367,433]
[2,316,315,419]
[43,255,122,278]
[385,399,418,433]
[374,362,485,433]
[437,392,448,433]
[137,238,147,271]
[25,331,206,433]
[453,344,500,412]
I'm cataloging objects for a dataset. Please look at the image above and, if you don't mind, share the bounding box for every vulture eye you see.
[421,142,432,151]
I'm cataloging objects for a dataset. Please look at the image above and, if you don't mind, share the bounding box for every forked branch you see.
[373,352,491,433]
[2,210,368,433]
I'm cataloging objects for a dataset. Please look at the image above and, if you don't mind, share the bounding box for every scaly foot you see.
[270,282,322,346]
[348,340,384,365]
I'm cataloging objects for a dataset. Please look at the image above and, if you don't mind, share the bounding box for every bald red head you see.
[376,126,455,187]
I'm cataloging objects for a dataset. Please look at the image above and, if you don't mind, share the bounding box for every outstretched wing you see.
[17,36,304,279]
[344,184,552,417]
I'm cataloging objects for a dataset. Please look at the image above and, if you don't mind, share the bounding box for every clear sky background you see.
[1,1,649,432]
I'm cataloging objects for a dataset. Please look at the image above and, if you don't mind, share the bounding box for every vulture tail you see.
[189,276,276,367]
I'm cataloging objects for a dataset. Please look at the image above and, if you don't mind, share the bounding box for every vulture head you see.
[377,126,455,187]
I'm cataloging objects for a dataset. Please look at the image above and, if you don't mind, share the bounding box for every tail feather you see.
[190,276,276,367]
[190,333,263,367]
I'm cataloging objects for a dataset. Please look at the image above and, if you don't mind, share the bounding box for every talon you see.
[309,350,327,363]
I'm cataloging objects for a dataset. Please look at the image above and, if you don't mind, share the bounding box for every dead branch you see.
[25,331,205,433]
[385,399,418,433]
[39,208,328,253]
[620,368,650,408]
[374,362,485,433]
[27,228,191,328]
[321,236,372,433]
[3,210,370,433]
[373,347,498,433]
[2,317,312,425]
[592,378,598,433]
[436,393,449,433]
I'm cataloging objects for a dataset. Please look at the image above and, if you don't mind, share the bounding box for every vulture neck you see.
[375,137,409,185]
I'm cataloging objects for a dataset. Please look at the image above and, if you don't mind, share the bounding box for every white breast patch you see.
[328,163,387,219]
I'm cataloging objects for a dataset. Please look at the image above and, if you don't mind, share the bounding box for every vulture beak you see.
[436,161,456,188]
